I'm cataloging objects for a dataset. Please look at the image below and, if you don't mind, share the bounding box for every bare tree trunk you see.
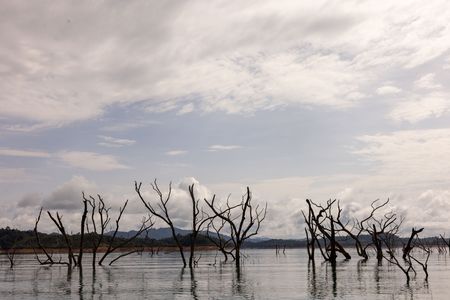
[329,216,337,263]
[33,208,57,265]
[98,200,152,266]
[77,199,88,267]
[403,227,424,260]
[205,187,267,268]
[135,180,188,267]
[47,211,77,266]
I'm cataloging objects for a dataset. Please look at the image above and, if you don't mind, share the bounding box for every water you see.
[1,249,449,299]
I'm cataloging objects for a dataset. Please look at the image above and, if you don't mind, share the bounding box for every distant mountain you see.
[107,227,192,240]
[246,236,272,243]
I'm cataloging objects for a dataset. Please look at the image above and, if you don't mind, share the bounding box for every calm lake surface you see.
[1,249,449,299]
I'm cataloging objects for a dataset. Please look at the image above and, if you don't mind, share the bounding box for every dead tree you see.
[206,217,235,262]
[409,237,431,281]
[334,200,391,260]
[77,197,88,267]
[205,187,267,267]
[47,211,77,266]
[439,234,450,253]
[382,238,413,283]
[6,248,16,269]
[135,180,188,267]
[306,199,351,262]
[302,204,318,261]
[188,184,214,268]
[98,199,153,266]
[303,200,329,261]
[84,194,111,269]
[33,208,59,265]
[364,199,403,262]
[402,227,424,260]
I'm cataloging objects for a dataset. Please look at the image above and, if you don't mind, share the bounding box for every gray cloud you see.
[97,135,136,148]
[17,192,42,208]
[42,176,96,211]
[2,1,449,129]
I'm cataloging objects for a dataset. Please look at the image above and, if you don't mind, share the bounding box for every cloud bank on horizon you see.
[1,0,450,238]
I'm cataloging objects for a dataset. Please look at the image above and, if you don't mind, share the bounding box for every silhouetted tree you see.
[364,199,403,262]
[205,187,267,267]
[97,199,153,266]
[305,199,351,262]
[206,217,234,262]
[84,193,110,270]
[403,227,424,260]
[135,179,188,267]
[47,211,77,266]
[33,208,64,265]
[188,184,214,268]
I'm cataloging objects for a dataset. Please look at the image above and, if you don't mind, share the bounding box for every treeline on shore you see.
[1,226,448,252]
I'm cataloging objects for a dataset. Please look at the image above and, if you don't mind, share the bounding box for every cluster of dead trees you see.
[27,179,266,270]
[33,194,153,269]
[302,198,431,282]
[135,180,267,268]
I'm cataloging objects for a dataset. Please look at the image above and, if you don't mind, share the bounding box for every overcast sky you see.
[1,1,450,238]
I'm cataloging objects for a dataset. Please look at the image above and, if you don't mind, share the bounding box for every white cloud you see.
[58,151,129,171]
[165,150,187,156]
[376,85,402,95]
[176,103,195,115]
[208,144,242,152]
[414,73,442,90]
[388,93,450,123]
[2,1,450,128]
[100,120,160,132]
[354,128,450,188]
[0,147,50,158]
[97,135,136,148]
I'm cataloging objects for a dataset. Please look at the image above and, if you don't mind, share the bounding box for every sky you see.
[1,1,450,238]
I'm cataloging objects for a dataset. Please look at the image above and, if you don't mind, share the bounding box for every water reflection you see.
[190,267,198,300]
[307,260,317,297]
[0,250,449,299]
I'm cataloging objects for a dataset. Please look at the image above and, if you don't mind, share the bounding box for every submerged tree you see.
[364,199,403,262]
[47,211,79,266]
[135,180,188,267]
[97,199,153,266]
[205,187,267,267]
[303,199,351,263]
[402,227,424,260]
[206,217,234,262]
[187,183,214,268]
[84,193,110,269]
[33,192,151,268]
